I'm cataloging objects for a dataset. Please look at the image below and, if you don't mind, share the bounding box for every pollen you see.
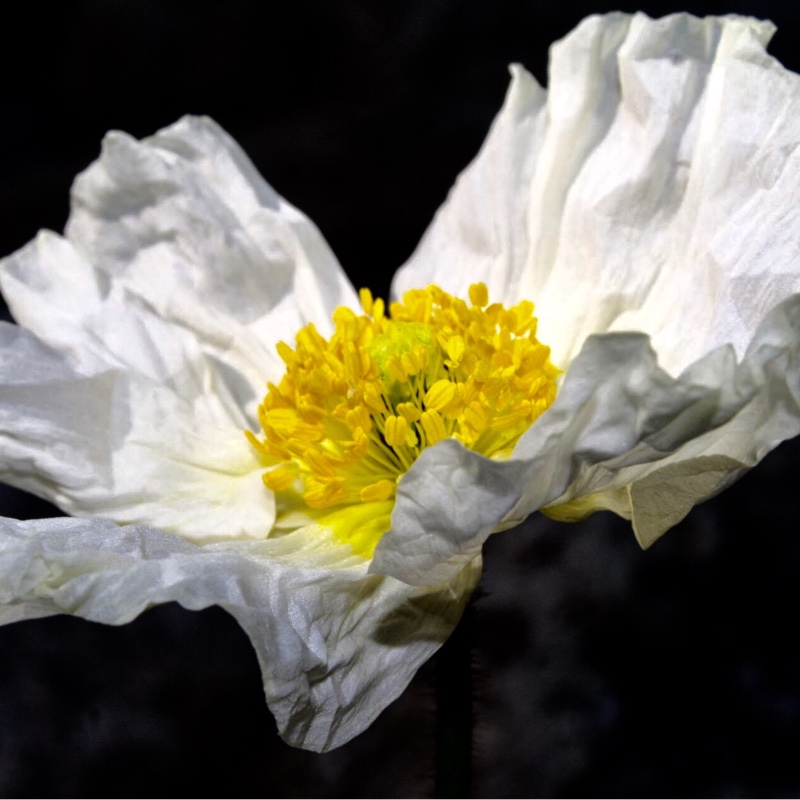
[250,283,560,555]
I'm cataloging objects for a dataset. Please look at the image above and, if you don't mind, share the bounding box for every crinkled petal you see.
[0,116,363,539]
[0,323,119,503]
[0,233,249,420]
[391,60,549,302]
[394,13,800,376]
[0,323,272,542]
[0,515,480,751]
[373,296,800,585]
[543,296,800,548]
[1,116,358,424]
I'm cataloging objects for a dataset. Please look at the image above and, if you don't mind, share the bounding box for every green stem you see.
[434,602,473,798]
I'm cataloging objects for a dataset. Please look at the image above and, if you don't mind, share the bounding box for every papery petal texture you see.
[383,12,800,582]
[0,515,479,751]
[395,13,800,373]
[2,9,800,753]
[64,116,359,395]
[0,297,271,543]
[0,117,360,542]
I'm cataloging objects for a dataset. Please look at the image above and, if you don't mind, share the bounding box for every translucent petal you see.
[0,116,363,539]
[1,116,359,423]
[394,13,800,376]
[0,233,248,422]
[0,515,479,751]
[0,324,272,542]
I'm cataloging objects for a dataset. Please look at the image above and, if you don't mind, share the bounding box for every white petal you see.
[0,324,272,542]
[1,116,359,423]
[0,232,247,417]
[0,118,358,539]
[392,61,549,302]
[544,295,800,548]
[0,323,119,503]
[371,440,515,586]
[373,296,800,585]
[395,13,800,376]
[68,116,359,361]
[0,515,480,751]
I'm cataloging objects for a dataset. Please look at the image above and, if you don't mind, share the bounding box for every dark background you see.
[1,1,800,796]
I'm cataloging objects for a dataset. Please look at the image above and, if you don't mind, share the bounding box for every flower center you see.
[246,283,559,553]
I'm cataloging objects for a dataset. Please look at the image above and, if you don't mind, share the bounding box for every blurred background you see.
[1,0,800,796]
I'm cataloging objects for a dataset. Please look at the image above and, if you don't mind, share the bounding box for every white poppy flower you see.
[1,11,800,752]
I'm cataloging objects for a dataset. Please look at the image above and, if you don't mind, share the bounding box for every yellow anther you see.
[297,397,326,423]
[421,409,447,445]
[384,415,409,448]
[244,429,269,457]
[360,479,395,502]
[304,449,341,476]
[345,429,370,458]
[484,304,501,325]
[296,323,326,355]
[333,306,358,327]
[492,349,514,369]
[262,464,297,492]
[305,483,346,509]
[441,382,466,417]
[445,335,465,366]
[469,282,489,307]
[397,402,421,422]
[250,432,291,462]
[276,340,296,366]
[424,379,456,412]
[363,383,388,413]
[247,282,559,553]
[404,427,419,447]
[345,406,372,434]
[359,287,374,315]
[265,409,319,441]
[343,341,366,379]
[512,301,535,334]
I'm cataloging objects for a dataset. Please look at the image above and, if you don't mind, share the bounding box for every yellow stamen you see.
[445,335,465,367]
[262,464,297,492]
[469,282,489,307]
[360,479,395,502]
[247,283,560,556]
[421,409,447,445]
[384,415,409,448]
[424,379,456,412]
[397,402,421,422]
[359,287,374,315]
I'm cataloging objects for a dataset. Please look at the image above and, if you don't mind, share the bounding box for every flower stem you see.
[434,602,473,798]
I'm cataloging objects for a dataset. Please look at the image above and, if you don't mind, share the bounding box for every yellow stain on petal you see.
[249,282,560,556]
